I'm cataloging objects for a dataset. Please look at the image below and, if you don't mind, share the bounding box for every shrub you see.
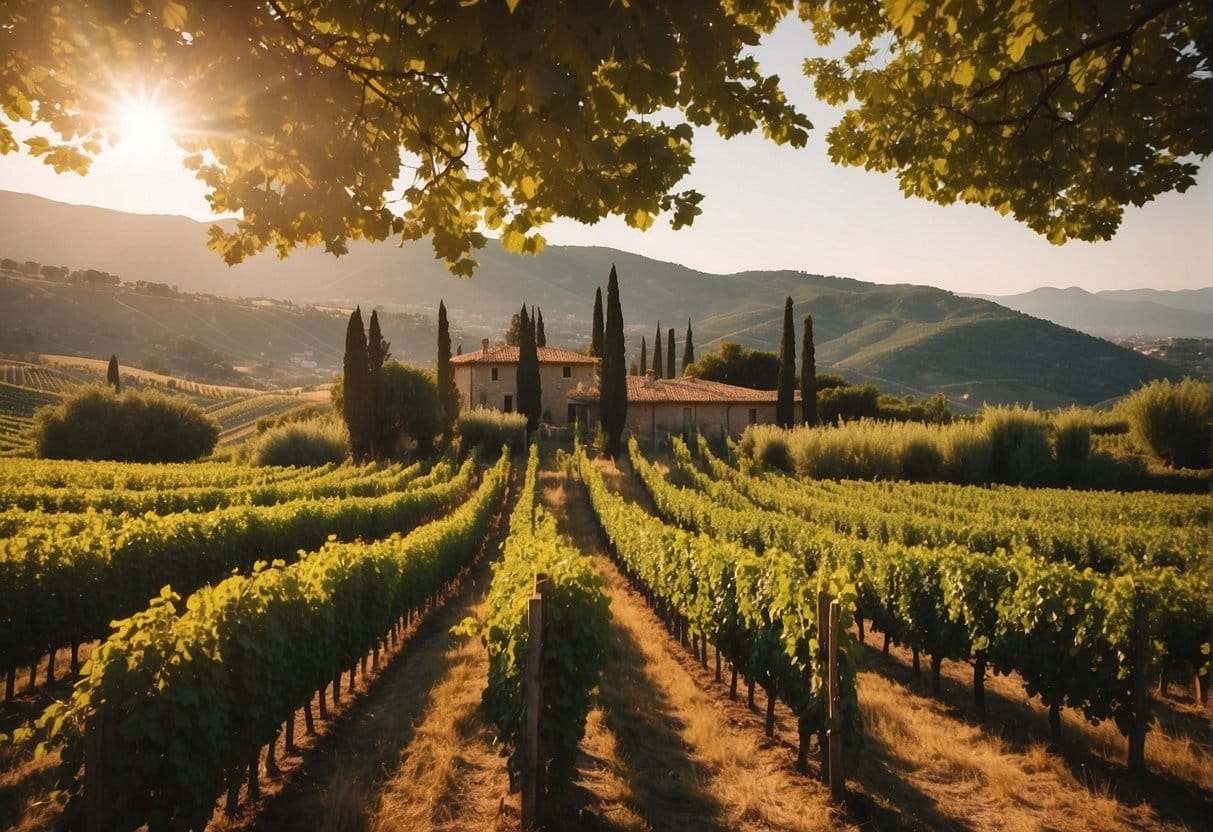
[1051,407,1092,484]
[457,407,528,456]
[940,420,993,484]
[250,418,349,467]
[981,405,1054,484]
[33,385,219,462]
[1120,378,1211,469]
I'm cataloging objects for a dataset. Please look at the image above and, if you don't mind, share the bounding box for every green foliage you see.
[686,342,780,389]
[981,405,1053,485]
[669,438,1211,765]
[516,305,542,433]
[367,309,389,455]
[341,307,371,459]
[599,265,627,457]
[250,418,349,467]
[682,318,694,373]
[28,454,509,830]
[475,445,609,811]
[590,287,604,359]
[0,457,475,683]
[652,321,664,380]
[3,1,815,273]
[457,407,528,456]
[33,385,218,462]
[777,297,796,426]
[106,354,119,393]
[1121,377,1212,469]
[800,314,816,426]
[436,301,460,434]
[666,326,676,380]
[800,0,1209,243]
[375,362,442,456]
[1051,407,1092,484]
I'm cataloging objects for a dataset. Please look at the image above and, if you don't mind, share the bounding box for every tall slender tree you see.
[682,319,695,373]
[536,307,546,348]
[801,313,817,427]
[640,336,648,376]
[600,265,627,457]
[653,321,663,379]
[367,309,389,456]
[342,306,370,459]
[517,305,542,432]
[666,327,676,379]
[590,287,604,358]
[106,354,120,393]
[776,296,796,427]
[437,300,460,434]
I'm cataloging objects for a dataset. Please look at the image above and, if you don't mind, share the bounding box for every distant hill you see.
[0,190,1189,407]
[969,286,1213,339]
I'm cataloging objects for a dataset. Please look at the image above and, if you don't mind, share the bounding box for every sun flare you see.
[113,96,175,150]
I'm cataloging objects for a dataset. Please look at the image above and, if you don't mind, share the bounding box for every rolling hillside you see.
[0,190,1189,407]
[969,286,1213,338]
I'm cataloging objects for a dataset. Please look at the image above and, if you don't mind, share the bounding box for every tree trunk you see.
[247,758,261,800]
[882,633,890,656]
[856,615,865,643]
[931,655,943,696]
[973,652,987,718]
[317,688,329,721]
[46,648,56,684]
[730,666,738,700]
[265,732,280,777]
[765,685,777,737]
[1048,702,1062,747]
[303,702,316,735]
[71,642,80,676]
[747,678,756,710]
[285,713,296,753]
[911,647,920,677]
[715,645,722,683]
[5,667,14,703]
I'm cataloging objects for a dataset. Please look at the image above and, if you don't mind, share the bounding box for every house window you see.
[748,408,758,424]
[562,365,572,378]
[491,367,499,381]
[504,394,513,413]
[682,407,692,425]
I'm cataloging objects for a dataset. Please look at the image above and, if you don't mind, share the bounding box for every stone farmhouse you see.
[452,338,801,442]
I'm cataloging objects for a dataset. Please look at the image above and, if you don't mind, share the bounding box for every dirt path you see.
[541,467,847,832]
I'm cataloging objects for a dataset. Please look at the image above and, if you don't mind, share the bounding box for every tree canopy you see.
[4,0,1203,268]
[800,0,1209,243]
[2,0,809,274]
[686,342,780,390]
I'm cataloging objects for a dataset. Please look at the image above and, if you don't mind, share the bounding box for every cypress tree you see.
[640,336,647,376]
[367,309,389,457]
[343,306,370,459]
[682,319,695,373]
[536,307,546,348]
[437,300,459,434]
[106,354,120,393]
[801,313,817,427]
[776,296,796,427]
[666,327,675,379]
[653,321,663,379]
[590,287,604,357]
[600,265,627,457]
[517,305,542,432]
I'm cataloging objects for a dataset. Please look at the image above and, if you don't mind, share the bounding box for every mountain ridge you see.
[0,190,1189,407]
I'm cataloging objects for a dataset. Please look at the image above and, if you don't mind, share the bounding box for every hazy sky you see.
[1,18,1209,296]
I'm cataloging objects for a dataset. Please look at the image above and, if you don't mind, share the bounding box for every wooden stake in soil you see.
[827,599,844,803]
[522,573,547,829]
[83,708,111,832]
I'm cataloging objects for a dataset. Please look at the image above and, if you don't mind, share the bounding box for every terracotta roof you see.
[569,376,801,404]
[450,345,599,366]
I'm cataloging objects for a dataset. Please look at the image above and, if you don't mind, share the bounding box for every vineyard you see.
[0,440,1209,831]
[0,359,316,454]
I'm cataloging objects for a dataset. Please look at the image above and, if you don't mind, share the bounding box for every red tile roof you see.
[450,345,599,366]
[569,376,801,404]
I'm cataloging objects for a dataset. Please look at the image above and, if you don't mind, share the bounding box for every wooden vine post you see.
[816,591,845,802]
[83,707,112,832]
[522,573,548,829]
[827,599,844,803]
